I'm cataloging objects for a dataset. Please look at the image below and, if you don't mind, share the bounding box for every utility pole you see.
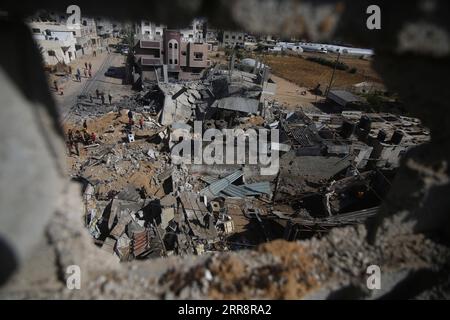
[325,52,341,97]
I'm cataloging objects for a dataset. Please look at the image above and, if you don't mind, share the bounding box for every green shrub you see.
[306,56,349,71]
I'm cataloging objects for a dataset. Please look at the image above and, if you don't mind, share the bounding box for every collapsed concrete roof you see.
[211,96,259,114]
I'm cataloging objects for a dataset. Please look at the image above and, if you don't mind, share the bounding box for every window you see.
[174,43,178,49]
[145,31,150,34]
[169,59,173,64]
[232,35,235,39]
[72,31,76,36]
[32,28,40,34]
[238,36,242,40]
[181,51,187,56]
[156,31,161,35]
[144,21,150,26]
[169,43,172,49]
[47,50,56,56]
[194,52,203,60]
[225,34,229,39]
[174,59,178,64]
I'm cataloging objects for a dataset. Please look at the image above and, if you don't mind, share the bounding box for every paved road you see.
[56,52,126,124]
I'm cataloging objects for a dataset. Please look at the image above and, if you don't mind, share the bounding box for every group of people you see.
[74,62,93,82]
[92,89,112,105]
[66,120,97,156]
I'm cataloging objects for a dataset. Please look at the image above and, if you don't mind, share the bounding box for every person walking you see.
[88,62,92,70]
[108,93,112,105]
[76,68,81,82]
[101,94,105,105]
[84,68,88,78]
[83,120,88,131]
[95,89,100,99]
[88,69,92,78]
[84,62,88,69]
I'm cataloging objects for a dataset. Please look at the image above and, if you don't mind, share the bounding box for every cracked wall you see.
[0,0,449,298]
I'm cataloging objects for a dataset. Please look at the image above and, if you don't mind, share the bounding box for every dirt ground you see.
[270,74,324,112]
[263,53,383,90]
[64,111,165,197]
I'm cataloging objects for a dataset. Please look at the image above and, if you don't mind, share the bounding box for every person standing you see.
[108,93,112,105]
[95,89,100,99]
[139,117,144,130]
[90,132,96,143]
[101,94,105,105]
[77,68,81,82]
[84,62,88,69]
[88,69,92,78]
[88,62,92,70]
[84,68,88,78]
[83,120,88,131]
[67,129,74,155]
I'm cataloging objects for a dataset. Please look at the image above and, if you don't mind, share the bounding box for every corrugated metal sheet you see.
[243,182,272,195]
[220,182,272,198]
[200,170,243,198]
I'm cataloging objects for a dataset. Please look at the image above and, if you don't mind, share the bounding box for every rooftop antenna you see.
[325,52,341,97]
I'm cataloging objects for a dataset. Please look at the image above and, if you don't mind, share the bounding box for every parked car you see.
[105,67,117,77]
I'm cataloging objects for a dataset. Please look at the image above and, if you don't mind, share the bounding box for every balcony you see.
[140,40,161,49]
[140,56,162,66]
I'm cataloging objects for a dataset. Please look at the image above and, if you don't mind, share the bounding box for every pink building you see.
[134,29,210,82]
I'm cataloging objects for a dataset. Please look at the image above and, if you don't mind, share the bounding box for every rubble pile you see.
[63,59,431,263]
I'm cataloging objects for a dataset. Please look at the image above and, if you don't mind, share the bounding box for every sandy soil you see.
[64,112,164,197]
[270,74,324,112]
[264,53,383,90]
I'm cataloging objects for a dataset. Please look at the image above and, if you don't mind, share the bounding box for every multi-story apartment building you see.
[179,19,205,43]
[219,30,245,48]
[95,18,123,38]
[133,29,210,81]
[28,12,101,65]
[135,20,166,40]
[29,22,78,65]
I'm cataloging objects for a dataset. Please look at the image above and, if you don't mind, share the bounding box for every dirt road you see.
[54,52,131,123]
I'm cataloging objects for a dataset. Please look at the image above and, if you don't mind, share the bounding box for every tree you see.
[122,24,136,85]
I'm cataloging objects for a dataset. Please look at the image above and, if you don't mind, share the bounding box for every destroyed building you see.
[66,52,431,261]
